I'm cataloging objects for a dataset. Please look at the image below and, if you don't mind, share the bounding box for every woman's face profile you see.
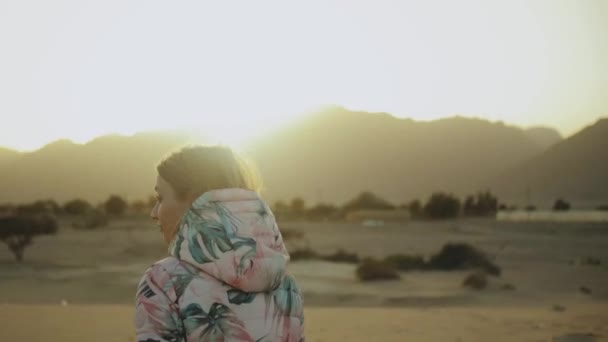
[150,175,192,244]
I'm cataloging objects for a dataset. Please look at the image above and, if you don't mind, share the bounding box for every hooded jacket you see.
[134,188,304,342]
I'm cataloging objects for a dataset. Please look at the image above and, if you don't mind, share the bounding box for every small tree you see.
[463,195,475,215]
[272,200,290,219]
[342,191,396,213]
[424,192,461,219]
[0,215,58,262]
[463,191,499,217]
[131,200,148,215]
[16,200,61,215]
[407,199,423,219]
[105,195,128,216]
[64,199,93,216]
[553,198,571,211]
[72,208,109,230]
[0,203,16,215]
[290,197,306,218]
[307,203,338,221]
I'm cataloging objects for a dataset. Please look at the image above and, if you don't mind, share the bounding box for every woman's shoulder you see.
[138,257,182,288]
[151,256,182,274]
[136,257,183,302]
[140,257,208,290]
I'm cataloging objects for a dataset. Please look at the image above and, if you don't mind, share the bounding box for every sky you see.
[0,0,606,151]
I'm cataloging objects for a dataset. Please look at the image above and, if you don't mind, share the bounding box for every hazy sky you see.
[1,0,606,151]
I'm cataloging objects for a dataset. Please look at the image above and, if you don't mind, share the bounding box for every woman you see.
[134,145,305,342]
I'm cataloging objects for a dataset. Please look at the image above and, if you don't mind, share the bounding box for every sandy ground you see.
[1,217,607,340]
[0,303,606,342]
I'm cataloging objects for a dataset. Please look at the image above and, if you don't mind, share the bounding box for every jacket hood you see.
[167,188,290,293]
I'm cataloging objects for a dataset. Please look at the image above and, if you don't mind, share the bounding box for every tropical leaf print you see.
[215,202,243,235]
[181,302,254,341]
[231,236,257,276]
[227,288,257,305]
[174,207,259,269]
[273,275,302,317]
[138,300,184,342]
[170,228,185,258]
[181,303,211,332]
[171,272,195,299]
[181,210,233,264]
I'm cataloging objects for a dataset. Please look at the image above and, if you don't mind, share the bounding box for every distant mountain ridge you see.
[0,130,208,204]
[486,117,608,208]
[244,107,565,206]
[0,107,604,208]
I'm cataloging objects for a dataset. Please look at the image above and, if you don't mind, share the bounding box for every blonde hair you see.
[156,144,263,201]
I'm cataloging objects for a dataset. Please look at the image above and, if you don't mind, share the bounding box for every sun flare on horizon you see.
[0,0,606,152]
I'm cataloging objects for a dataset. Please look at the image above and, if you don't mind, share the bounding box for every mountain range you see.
[0,107,605,208]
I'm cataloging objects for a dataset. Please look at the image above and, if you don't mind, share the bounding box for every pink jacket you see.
[134,188,305,341]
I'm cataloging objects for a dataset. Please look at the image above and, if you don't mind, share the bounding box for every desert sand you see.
[0,303,606,341]
[1,217,607,341]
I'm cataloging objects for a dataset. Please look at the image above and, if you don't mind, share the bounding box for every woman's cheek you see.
[160,204,177,232]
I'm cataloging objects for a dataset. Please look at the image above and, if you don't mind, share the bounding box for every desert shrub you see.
[16,200,61,216]
[424,192,461,219]
[579,286,592,295]
[463,191,499,217]
[502,283,516,291]
[428,243,501,276]
[356,258,400,282]
[130,200,148,215]
[342,191,396,212]
[72,208,108,229]
[407,199,424,219]
[105,195,128,216]
[322,249,359,263]
[63,199,92,216]
[289,247,320,261]
[384,254,428,271]
[553,198,571,211]
[462,271,488,290]
[578,256,601,266]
